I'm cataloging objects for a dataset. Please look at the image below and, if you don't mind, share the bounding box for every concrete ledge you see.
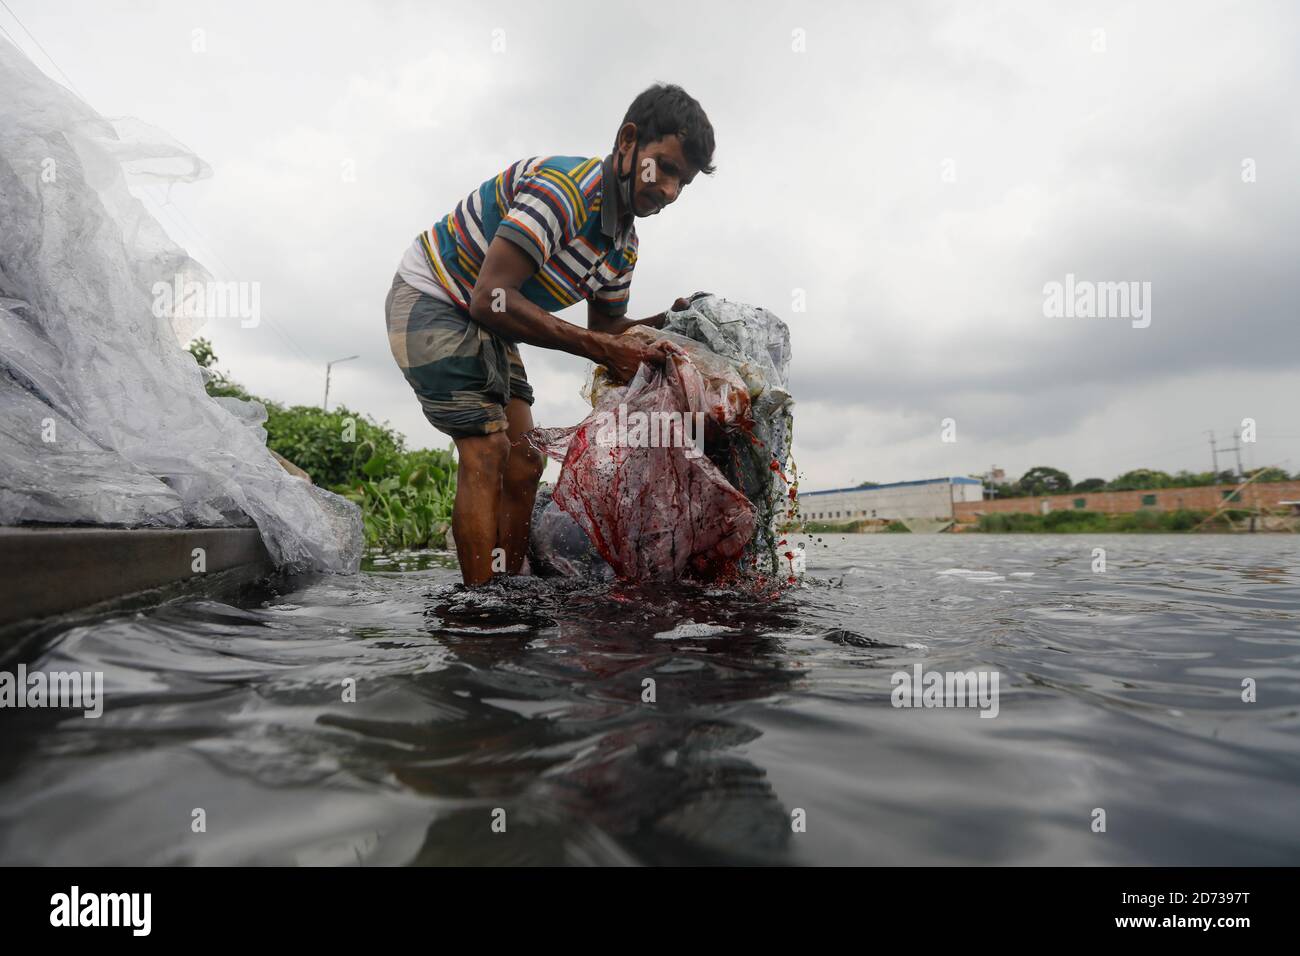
[0,526,273,627]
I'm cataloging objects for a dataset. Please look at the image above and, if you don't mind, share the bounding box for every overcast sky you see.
[5,0,1297,490]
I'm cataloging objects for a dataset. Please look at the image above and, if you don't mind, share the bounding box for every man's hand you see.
[596,335,675,384]
[629,291,709,331]
[670,290,712,312]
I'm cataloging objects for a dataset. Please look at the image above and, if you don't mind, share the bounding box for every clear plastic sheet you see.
[528,295,793,582]
[0,38,361,572]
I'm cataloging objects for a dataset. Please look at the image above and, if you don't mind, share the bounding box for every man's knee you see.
[504,439,545,489]
[456,432,511,478]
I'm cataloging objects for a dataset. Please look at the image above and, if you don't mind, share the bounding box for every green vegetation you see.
[788,517,912,534]
[263,405,404,489]
[344,446,457,550]
[1071,477,1106,492]
[1017,466,1072,496]
[798,520,858,534]
[979,464,1294,499]
[187,337,456,551]
[975,512,1056,533]
[974,508,1245,533]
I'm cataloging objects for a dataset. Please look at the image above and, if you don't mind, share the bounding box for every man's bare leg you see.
[451,431,509,585]
[497,398,545,573]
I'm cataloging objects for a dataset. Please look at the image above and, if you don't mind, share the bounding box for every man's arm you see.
[587,300,668,336]
[468,236,670,383]
[588,291,715,336]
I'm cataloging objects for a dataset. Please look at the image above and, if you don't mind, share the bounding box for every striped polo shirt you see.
[397,153,639,319]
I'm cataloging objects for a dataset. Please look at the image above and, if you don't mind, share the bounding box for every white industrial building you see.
[801,477,984,522]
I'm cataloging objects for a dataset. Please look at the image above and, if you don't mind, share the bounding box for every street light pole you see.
[323,355,359,411]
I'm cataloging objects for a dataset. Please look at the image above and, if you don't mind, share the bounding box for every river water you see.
[2,534,1297,865]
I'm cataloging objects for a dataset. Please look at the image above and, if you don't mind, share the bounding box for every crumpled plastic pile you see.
[528,294,793,582]
[661,295,794,553]
[0,37,361,572]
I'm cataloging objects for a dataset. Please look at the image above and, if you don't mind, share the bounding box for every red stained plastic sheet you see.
[528,331,757,582]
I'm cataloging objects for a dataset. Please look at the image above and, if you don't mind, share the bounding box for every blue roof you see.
[802,476,982,496]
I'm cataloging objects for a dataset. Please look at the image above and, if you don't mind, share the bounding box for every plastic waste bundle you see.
[527,295,793,582]
[0,38,361,572]
[660,295,794,562]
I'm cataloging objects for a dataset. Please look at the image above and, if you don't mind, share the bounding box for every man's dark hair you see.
[621,84,716,175]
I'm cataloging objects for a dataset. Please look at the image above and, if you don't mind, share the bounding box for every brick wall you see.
[953,481,1300,522]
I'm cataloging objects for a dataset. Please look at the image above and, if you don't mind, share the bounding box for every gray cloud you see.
[5,0,1296,488]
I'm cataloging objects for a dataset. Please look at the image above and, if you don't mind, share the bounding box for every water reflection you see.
[319,578,805,864]
[1,535,1297,865]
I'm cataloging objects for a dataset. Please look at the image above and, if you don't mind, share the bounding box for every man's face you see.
[617,127,699,217]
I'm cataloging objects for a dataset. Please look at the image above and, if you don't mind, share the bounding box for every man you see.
[385,84,716,585]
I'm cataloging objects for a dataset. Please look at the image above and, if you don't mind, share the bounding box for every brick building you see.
[954,480,1300,523]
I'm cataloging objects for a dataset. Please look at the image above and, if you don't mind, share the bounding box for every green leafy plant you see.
[342,444,457,550]
[263,403,404,489]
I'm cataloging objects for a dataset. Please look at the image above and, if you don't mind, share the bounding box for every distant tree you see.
[1019,466,1072,496]
[1108,468,1173,491]
[1171,470,1215,487]
[1246,466,1291,484]
[1072,477,1106,492]
[855,480,879,488]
